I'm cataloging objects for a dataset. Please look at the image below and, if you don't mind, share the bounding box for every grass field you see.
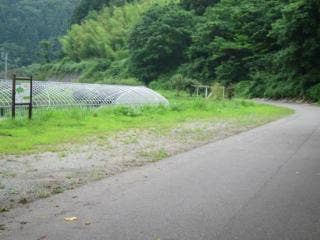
[0,91,293,154]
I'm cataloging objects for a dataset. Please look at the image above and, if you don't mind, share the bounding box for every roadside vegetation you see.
[0,92,292,154]
[20,0,320,102]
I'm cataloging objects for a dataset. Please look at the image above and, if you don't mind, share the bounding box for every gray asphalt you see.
[1,102,320,240]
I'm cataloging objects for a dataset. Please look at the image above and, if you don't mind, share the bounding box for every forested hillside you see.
[71,0,135,24]
[0,0,80,68]
[25,0,320,101]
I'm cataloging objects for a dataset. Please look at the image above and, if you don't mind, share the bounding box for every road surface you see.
[1,102,320,240]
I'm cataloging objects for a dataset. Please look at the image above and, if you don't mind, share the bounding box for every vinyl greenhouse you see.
[0,79,169,115]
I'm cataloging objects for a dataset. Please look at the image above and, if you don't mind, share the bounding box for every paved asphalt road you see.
[1,102,320,240]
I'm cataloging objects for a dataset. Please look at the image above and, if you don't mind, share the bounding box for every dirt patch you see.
[0,119,252,210]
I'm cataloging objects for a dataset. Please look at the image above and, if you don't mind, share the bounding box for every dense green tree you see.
[128,4,194,84]
[38,40,53,63]
[270,0,320,94]
[181,0,219,14]
[184,0,253,85]
[71,0,134,24]
[185,0,319,98]
[62,0,170,62]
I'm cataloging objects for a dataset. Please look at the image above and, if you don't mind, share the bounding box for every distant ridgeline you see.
[0,0,80,68]
[19,0,320,102]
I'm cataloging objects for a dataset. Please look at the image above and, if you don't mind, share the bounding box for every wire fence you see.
[0,106,29,119]
[0,79,168,119]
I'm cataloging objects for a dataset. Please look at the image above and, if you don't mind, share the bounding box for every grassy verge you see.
[0,91,293,154]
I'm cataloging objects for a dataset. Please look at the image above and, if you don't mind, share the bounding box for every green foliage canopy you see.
[71,0,135,24]
[27,0,320,101]
[61,0,173,62]
[181,0,220,14]
[128,4,194,84]
[182,0,320,98]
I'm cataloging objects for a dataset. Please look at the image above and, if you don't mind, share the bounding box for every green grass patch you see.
[0,92,293,154]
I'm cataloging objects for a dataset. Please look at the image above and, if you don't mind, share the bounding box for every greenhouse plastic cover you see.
[0,79,169,108]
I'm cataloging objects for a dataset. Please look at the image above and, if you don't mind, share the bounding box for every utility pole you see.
[4,51,8,79]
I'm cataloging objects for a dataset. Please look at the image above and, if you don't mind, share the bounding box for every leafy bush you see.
[307,83,320,102]
[148,72,178,90]
[149,80,172,90]
[210,82,225,100]
[235,81,252,98]
[263,80,303,99]
[170,74,200,95]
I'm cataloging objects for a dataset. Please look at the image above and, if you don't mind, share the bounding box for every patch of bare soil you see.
[0,119,251,211]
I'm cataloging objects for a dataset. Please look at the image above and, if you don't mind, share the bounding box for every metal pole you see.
[12,74,16,119]
[29,76,33,119]
[4,52,8,79]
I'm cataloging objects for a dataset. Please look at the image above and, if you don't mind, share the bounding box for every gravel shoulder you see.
[0,119,261,211]
[0,104,290,211]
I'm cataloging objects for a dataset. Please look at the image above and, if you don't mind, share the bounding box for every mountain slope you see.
[0,0,80,68]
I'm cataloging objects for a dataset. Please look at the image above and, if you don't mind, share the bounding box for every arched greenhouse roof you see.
[0,79,169,108]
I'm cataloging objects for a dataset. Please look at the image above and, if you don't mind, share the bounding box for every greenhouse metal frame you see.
[0,79,168,111]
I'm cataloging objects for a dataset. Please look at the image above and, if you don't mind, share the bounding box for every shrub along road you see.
[1,102,320,239]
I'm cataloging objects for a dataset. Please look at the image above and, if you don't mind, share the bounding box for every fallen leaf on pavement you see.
[64,216,78,222]
[0,224,6,231]
[37,235,47,240]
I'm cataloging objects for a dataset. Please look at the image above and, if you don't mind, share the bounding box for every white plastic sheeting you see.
[0,79,168,108]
